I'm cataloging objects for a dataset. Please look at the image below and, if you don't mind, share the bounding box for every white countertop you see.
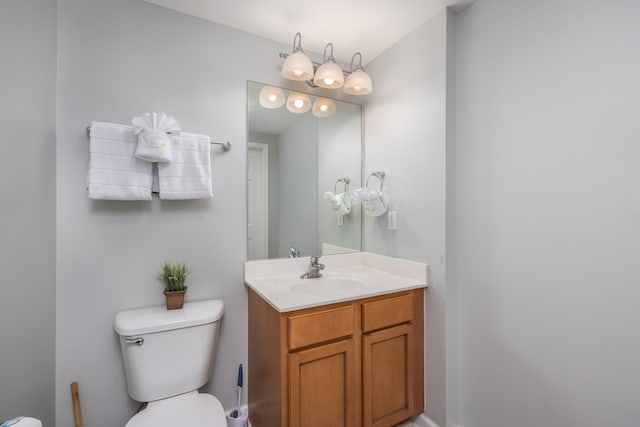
[245,252,429,312]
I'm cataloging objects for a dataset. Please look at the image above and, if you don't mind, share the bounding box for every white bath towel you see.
[157,133,212,200]
[87,121,153,200]
[132,112,180,163]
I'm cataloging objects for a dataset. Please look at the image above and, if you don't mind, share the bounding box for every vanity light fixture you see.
[343,52,372,95]
[281,33,314,81]
[312,98,336,118]
[258,85,286,109]
[286,92,312,114]
[313,43,344,89]
[280,33,372,95]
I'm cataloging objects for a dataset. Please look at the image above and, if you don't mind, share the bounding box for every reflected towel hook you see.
[365,171,385,191]
[334,177,350,194]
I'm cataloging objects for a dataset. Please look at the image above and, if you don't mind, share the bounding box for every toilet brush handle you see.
[71,382,83,427]
[236,364,243,413]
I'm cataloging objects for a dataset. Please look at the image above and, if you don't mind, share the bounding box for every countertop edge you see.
[245,280,428,313]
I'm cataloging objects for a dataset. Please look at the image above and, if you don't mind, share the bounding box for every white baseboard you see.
[411,412,441,427]
[237,407,439,427]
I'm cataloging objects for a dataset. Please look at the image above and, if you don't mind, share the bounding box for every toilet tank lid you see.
[114,299,224,336]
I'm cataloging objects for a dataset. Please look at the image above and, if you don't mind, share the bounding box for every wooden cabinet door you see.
[288,339,356,427]
[362,323,414,427]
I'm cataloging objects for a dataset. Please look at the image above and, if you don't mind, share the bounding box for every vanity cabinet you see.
[248,288,424,427]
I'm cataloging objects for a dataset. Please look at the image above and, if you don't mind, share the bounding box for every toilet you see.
[114,299,226,427]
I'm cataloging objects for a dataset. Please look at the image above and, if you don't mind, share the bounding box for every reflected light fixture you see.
[343,52,372,95]
[281,32,314,81]
[286,92,312,113]
[312,98,336,118]
[313,43,344,89]
[258,85,286,109]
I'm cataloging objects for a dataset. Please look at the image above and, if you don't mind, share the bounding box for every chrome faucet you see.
[289,247,301,258]
[301,255,325,279]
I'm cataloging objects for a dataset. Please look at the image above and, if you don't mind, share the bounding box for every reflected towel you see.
[323,191,351,216]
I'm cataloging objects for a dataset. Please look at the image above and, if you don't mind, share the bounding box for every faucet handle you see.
[310,255,325,269]
[301,255,325,279]
[289,247,301,258]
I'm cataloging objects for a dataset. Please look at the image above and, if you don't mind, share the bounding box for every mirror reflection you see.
[247,81,362,260]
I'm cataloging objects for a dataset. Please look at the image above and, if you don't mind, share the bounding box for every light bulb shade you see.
[281,51,314,81]
[258,86,285,109]
[313,61,344,89]
[312,98,336,118]
[343,69,372,95]
[286,92,312,113]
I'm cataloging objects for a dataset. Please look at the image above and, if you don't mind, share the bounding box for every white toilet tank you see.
[114,299,224,402]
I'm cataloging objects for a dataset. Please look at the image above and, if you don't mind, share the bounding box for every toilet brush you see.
[230,364,243,418]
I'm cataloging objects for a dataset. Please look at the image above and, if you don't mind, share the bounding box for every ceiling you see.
[141,0,475,64]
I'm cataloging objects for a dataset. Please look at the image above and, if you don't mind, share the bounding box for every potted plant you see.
[158,260,190,310]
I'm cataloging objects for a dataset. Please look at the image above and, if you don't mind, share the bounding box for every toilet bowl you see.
[125,391,224,427]
[115,299,226,427]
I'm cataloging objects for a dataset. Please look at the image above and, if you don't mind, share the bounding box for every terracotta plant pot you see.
[163,287,187,310]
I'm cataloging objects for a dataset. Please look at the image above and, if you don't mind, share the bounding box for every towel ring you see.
[366,171,385,192]
[334,177,350,194]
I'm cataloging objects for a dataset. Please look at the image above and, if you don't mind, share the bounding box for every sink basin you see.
[289,276,367,295]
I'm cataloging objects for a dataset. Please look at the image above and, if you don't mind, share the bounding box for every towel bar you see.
[85,126,231,152]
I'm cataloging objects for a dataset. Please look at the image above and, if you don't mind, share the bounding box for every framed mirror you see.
[247,81,362,260]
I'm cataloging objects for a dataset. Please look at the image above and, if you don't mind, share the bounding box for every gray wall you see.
[455,1,640,426]
[0,0,57,425]
[318,103,362,253]
[275,115,318,257]
[364,10,451,427]
[55,1,352,426]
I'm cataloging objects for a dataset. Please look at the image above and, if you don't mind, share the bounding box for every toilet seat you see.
[125,391,226,427]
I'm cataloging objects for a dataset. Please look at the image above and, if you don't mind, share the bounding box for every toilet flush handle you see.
[124,337,144,345]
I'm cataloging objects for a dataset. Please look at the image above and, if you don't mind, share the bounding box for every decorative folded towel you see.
[157,133,212,200]
[350,188,387,216]
[131,112,181,163]
[323,191,351,216]
[87,121,153,200]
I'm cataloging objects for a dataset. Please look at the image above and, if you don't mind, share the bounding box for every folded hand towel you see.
[323,191,351,216]
[87,121,153,200]
[132,112,181,163]
[350,187,387,216]
[157,133,212,200]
